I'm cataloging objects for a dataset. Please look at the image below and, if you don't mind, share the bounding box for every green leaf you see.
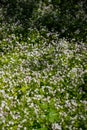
[21,85,29,93]
[48,109,57,123]
[39,128,48,130]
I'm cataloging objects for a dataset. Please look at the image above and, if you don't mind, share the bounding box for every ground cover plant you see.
[0,1,87,130]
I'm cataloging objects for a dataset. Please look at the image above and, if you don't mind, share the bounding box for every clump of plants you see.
[0,1,87,129]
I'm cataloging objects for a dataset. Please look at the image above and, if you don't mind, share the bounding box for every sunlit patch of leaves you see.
[0,29,87,129]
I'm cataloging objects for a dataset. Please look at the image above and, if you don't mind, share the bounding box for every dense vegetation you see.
[0,0,87,129]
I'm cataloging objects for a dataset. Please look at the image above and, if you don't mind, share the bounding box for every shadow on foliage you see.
[0,0,87,42]
[34,0,87,42]
[79,72,87,100]
[0,0,37,32]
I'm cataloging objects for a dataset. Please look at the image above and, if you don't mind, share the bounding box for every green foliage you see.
[0,31,87,129]
[1,0,87,41]
[0,1,87,130]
